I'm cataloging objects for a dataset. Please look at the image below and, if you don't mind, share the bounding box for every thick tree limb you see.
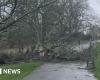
[0,0,57,32]
[1,0,18,22]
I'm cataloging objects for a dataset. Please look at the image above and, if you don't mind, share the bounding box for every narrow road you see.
[24,62,97,80]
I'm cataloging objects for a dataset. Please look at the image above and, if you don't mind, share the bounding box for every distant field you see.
[94,43,100,80]
[0,60,42,80]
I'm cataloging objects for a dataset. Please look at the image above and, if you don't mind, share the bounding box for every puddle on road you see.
[24,62,97,80]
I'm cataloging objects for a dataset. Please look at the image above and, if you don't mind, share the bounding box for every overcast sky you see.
[88,0,100,17]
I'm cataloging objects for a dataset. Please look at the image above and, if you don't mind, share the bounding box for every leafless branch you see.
[2,0,18,22]
[0,0,57,32]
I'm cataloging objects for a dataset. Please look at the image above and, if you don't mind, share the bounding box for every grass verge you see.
[0,60,42,80]
[94,43,100,80]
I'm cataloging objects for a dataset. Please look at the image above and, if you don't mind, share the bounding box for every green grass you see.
[94,43,100,80]
[0,60,42,80]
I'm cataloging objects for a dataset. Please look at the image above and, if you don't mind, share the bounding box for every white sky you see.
[88,0,100,17]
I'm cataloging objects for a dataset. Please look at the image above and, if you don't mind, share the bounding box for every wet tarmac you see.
[24,62,97,80]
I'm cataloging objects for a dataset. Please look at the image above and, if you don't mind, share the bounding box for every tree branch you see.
[1,0,18,22]
[0,0,57,32]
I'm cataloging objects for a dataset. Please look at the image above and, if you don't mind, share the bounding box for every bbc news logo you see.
[0,68,20,75]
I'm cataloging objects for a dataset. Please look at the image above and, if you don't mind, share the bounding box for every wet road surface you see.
[24,62,97,80]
